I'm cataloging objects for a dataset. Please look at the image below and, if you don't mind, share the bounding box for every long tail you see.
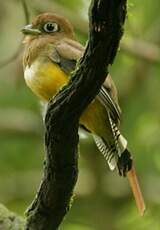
[93,112,145,216]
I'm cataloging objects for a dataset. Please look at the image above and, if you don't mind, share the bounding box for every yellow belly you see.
[24,60,109,137]
[24,60,68,101]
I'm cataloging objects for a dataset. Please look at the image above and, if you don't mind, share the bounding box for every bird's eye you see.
[43,22,59,33]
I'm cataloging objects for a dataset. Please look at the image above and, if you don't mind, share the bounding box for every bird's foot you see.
[117,149,133,177]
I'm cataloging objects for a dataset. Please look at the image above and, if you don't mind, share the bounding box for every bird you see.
[21,12,133,177]
[21,12,132,176]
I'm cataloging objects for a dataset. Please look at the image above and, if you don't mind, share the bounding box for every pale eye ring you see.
[43,22,59,33]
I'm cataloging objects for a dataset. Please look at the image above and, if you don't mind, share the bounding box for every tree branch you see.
[25,0,127,229]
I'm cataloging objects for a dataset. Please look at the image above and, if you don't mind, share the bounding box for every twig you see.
[0,108,42,135]
[121,37,160,64]
[0,0,30,69]
[0,46,22,68]
[21,0,30,24]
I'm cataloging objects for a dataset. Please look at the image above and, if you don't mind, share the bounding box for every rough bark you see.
[25,0,127,229]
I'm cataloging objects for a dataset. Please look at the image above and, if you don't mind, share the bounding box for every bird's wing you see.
[49,37,84,74]
[97,84,121,123]
[49,38,121,122]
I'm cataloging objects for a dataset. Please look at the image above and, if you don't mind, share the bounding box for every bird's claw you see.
[117,149,133,177]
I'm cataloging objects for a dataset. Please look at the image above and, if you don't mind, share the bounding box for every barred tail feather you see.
[93,134,118,170]
[108,113,127,154]
[93,112,129,172]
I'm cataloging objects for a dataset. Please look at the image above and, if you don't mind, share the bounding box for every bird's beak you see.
[21,24,41,35]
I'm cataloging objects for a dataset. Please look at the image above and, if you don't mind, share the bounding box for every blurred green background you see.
[0,0,160,229]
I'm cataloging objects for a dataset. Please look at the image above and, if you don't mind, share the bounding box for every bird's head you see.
[21,13,75,43]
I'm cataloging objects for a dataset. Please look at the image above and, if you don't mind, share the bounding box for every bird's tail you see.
[93,113,145,215]
[93,112,132,176]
